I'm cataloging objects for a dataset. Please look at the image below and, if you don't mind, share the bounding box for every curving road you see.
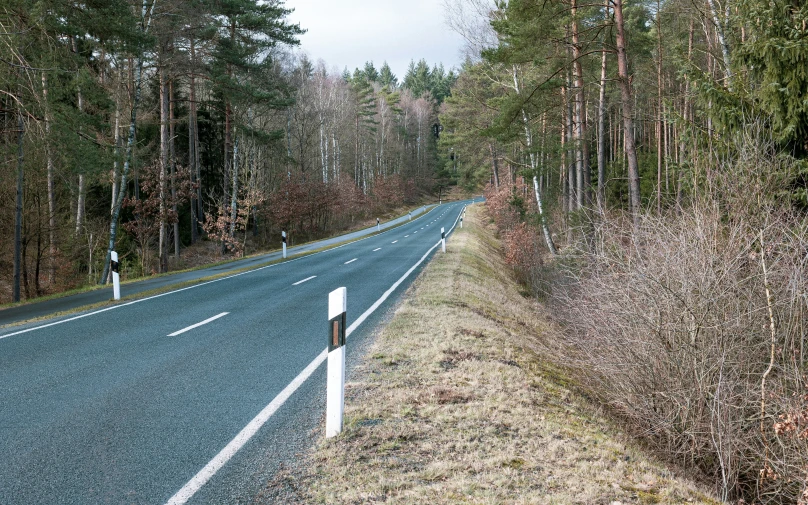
[0,200,476,505]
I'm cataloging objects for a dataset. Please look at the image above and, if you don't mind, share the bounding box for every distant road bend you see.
[0,200,477,505]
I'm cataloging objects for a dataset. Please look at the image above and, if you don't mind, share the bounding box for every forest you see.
[0,0,457,303]
[439,0,808,502]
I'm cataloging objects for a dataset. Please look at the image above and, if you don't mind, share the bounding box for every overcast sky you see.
[284,0,466,81]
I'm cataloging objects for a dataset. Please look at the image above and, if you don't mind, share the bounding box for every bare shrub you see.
[549,131,808,503]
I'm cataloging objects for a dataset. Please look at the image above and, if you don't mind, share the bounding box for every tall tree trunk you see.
[100,0,157,284]
[222,21,236,244]
[597,7,608,211]
[229,135,239,248]
[656,0,663,214]
[564,74,575,214]
[677,20,695,210]
[72,37,86,237]
[42,72,57,285]
[571,0,590,208]
[320,112,326,182]
[705,0,732,87]
[512,65,558,255]
[14,109,24,302]
[489,143,500,188]
[75,175,85,236]
[188,42,198,243]
[614,0,641,223]
[111,64,123,216]
[158,67,168,273]
[170,78,179,258]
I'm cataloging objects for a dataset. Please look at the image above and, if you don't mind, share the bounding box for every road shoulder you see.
[264,204,720,504]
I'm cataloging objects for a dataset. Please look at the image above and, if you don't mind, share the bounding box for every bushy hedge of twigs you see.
[549,135,808,504]
[490,131,808,503]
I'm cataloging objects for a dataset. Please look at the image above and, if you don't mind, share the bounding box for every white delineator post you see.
[110,251,121,300]
[441,227,446,253]
[281,230,287,259]
[326,287,347,438]
[376,218,380,231]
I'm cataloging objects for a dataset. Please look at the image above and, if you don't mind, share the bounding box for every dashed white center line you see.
[293,275,317,286]
[373,247,382,251]
[391,240,398,244]
[168,312,229,337]
[344,258,357,264]
[413,231,418,234]
[405,235,409,238]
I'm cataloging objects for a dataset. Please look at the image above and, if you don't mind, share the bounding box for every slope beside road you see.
[0,201,474,504]
[291,204,721,505]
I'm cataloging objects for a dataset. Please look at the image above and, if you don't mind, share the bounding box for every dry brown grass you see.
[291,205,720,505]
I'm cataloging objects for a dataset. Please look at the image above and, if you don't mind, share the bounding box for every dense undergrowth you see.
[489,136,808,503]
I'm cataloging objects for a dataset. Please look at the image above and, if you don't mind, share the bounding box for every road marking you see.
[344,258,357,265]
[163,347,328,505]
[391,240,398,244]
[0,203,452,341]
[293,275,317,285]
[404,235,409,238]
[164,233,447,505]
[373,247,382,252]
[167,312,229,337]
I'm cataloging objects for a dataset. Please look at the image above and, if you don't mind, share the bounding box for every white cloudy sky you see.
[283,0,467,80]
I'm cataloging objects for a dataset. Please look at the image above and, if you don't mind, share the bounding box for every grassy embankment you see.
[284,204,720,504]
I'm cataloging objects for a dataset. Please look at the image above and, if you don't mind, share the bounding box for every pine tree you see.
[209,0,302,250]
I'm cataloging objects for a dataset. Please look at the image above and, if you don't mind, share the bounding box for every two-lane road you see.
[0,200,474,505]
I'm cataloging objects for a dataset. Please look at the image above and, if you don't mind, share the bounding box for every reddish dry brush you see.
[484,179,549,295]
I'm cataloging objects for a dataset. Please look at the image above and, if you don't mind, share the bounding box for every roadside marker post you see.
[111,251,121,300]
[441,227,446,253]
[281,231,287,259]
[376,218,380,231]
[326,287,347,438]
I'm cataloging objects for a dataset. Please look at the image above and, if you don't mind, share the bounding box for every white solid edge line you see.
[0,202,457,341]
[163,347,328,505]
[292,275,317,286]
[164,230,447,505]
[373,248,382,252]
[344,258,357,265]
[167,312,229,337]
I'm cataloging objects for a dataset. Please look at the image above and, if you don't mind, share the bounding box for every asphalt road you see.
[0,205,435,327]
[0,200,477,505]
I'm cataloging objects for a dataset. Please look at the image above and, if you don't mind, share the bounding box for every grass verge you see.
[273,204,720,505]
